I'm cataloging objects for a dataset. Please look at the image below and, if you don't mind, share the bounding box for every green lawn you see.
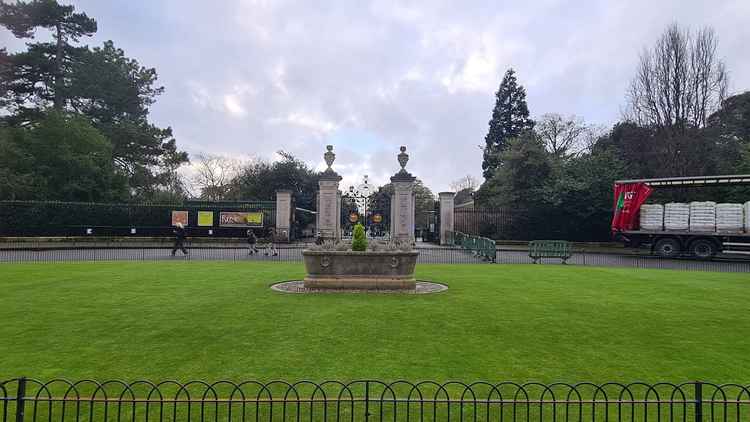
[0,262,748,383]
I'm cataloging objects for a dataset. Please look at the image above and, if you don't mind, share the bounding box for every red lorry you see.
[611,174,750,259]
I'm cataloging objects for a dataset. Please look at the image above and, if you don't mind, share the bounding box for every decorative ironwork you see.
[341,175,390,239]
[2,378,749,421]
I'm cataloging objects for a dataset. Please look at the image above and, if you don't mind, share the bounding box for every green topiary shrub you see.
[351,223,368,251]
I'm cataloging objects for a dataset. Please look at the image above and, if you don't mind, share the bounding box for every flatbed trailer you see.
[612,175,750,259]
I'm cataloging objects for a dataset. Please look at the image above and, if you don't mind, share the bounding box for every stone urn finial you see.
[397,146,409,171]
[324,145,335,171]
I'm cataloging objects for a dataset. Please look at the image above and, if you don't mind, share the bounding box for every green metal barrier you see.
[446,231,496,262]
[528,240,572,264]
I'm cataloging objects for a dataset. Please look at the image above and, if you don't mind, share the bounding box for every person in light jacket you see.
[264,227,279,256]
[171,222,188,256]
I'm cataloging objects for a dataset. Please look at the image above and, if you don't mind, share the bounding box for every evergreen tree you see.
[707,91,750,146]
[0,112,128,201]
[478,133,551,210]
[0,1,188,200]
[481,68,534,179]
[351,224,368,251]
[0,0,96,111]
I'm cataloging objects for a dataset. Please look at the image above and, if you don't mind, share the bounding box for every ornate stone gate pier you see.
[389,147,416,243]
[314,145,417,243]
[316,146,342,242]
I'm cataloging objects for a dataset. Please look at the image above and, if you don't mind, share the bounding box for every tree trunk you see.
[54,22,64,110]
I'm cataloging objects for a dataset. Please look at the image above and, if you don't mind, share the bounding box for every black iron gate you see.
[341,190,390,240]
[416,201,439,243]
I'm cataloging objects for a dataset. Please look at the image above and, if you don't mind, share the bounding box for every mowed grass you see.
[0,262,748,383]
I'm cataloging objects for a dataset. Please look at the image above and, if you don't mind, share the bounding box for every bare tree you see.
[450,175,478,192]
[536,113,591,158]
[192,154,242,201]
[580,124,608,154]
[626,24,728,131]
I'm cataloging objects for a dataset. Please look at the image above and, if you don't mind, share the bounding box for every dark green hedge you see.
[0,201,276,237]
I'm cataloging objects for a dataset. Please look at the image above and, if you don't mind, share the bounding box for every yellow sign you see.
[197,211,213,227]
[245,212,263,225]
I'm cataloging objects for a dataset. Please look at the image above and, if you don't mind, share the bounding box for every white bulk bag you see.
[689,201,716,232]
[639,204,664,231]
[716,203,743,233]
[664,203,689,231]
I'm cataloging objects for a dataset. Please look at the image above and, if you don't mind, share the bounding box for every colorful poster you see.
[197,211,213,227]
[219,211,264,227]
[171,210,188,226]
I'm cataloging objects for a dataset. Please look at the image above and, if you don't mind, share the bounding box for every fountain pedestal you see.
[302,250,418,290]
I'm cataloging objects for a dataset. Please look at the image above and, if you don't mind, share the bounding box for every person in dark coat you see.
[171,222,188,256]
[247,229,258,255]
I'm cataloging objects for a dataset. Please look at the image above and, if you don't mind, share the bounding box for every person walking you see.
[246,229,259,255]
[264,227,279,256]
[171,222,188,256]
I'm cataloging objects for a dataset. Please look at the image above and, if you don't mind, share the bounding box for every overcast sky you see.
[3,0,749,192]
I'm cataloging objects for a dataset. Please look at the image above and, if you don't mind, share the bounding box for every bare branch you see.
[536,113,591,158]
[191,154,243,201]
[625,24,728,131]
[449,175,478,192]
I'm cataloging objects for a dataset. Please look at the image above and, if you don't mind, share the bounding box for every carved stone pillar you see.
[275,190,293,242]
[438,192,455,245]
[389,146,416,243]
[317,145,342,241]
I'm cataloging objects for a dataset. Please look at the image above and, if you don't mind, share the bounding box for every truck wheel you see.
[689,239,717,260]
[654,238,681,258]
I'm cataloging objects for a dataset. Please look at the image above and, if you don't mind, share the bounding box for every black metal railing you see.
[454,209,516,240]
[1,240,749,272]
[1,378,748,421]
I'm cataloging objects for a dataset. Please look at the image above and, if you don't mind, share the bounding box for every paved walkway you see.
[1,244,748,272]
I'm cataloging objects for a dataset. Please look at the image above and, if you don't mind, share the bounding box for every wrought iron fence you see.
[454,209,515,240]
[0,239,749,272]
[1,378,748,421]
[452,208,614,242]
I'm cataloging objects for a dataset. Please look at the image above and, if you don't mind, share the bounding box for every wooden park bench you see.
[528,240,572,264]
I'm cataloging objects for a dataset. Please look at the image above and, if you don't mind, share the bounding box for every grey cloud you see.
[6,0,749,191]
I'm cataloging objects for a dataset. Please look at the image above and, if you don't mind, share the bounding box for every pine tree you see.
[481,68,535,179]
[0,1,189,200]
[0,0,97,111]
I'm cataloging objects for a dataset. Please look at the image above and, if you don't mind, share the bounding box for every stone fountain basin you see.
[302,250,419,290]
